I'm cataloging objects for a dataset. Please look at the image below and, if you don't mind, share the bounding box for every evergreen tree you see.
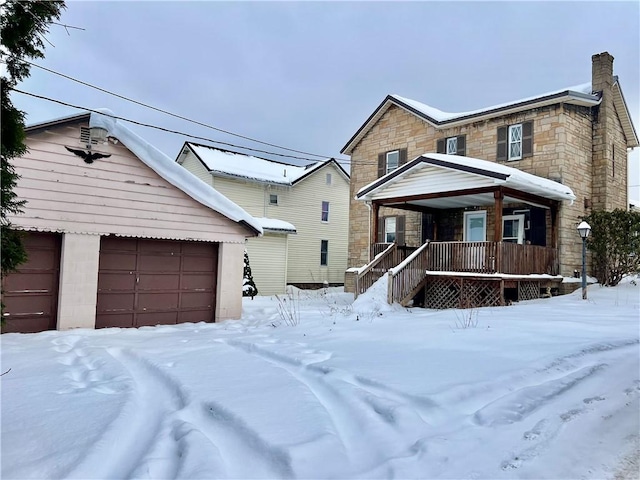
[583,209,640,286]
[1,1,65,279]
[243,250,258,299]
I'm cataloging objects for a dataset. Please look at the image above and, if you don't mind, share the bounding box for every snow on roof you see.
[357,153,576,203]
[253,217,296,233]
[391,82,596,123]
[187,144,330,185]
[89,110,263,235]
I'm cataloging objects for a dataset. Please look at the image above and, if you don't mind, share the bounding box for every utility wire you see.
[15,57,334,159]
[12,88,353,164]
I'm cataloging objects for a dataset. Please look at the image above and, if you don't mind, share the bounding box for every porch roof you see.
[356,153,576,209]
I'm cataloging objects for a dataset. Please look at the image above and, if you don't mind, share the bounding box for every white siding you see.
[245,233,288,295]
[180,155,350,286]
[276,163,350,285]
[11,122,250,244]
[179,152,213,186]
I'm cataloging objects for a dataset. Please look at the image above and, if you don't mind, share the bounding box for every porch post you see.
[494,189,504,241]
[550,204,559,248]
[372,202,380,244]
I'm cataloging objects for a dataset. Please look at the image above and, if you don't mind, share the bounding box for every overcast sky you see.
[12,1,640,199]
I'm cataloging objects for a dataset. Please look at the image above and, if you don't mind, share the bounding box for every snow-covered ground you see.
[2,278,639,479]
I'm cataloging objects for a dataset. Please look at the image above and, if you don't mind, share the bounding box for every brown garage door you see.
[96,237,218,328]
[2,232,61,333]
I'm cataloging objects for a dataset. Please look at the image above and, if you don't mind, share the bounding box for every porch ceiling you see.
[357,153,576,209]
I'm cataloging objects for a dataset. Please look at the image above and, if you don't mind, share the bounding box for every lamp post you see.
[577,221,591,300]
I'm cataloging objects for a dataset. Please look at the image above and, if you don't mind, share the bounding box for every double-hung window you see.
[436,135,466,156]
[377,148,407,177]
[321,201,330,222]
[378,215,405,245]
[269,194,278,205]
[320,240,329,266]
[497,121,533,161]
[384,217,396,243]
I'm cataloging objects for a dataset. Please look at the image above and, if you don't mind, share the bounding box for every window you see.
[326,173,332,185]
[269,194,278,205]
[463,211,487,242]
[508,124,523,160]
[497,121,533,161]
[386,150,399,174]
[377,148,407,177]
[320,240,328,266]
[436,135,466,156]
[384,217,396,243]
[321,201,329,222]
[378,215,405,245]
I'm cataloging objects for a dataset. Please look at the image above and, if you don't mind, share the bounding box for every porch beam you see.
[494,188,504,242]
[501,187,556,209]
[372,186,499,206]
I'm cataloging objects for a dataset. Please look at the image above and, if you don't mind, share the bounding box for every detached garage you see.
[2,110,261,333]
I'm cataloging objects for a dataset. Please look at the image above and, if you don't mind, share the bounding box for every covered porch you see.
[353,153,576,307]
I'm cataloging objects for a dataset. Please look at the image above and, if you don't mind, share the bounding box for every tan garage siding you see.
[245,233,288,295]
[12,122,248,244]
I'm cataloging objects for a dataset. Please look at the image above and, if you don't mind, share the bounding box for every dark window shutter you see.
[436,139,445,154]
[378,153,385,178]
[522,121,533,158]
[396,215,405,246]
[497,126,508,161]
[378,216,384,243]
[399,148,408,166]
[456,135,466,156]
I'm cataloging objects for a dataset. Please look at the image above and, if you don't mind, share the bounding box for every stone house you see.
[342,52,638,306]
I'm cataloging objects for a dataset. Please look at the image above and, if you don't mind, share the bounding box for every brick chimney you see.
[591,52,616,211]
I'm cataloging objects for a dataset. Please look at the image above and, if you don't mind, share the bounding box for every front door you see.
[463,211,487,242]
[503,214,525,244]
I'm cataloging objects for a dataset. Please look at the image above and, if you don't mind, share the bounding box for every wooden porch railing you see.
[354,243,397,299]
[387,241,430,306]
[425,241,558,275]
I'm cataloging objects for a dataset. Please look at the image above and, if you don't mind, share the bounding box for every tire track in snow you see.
[65,348,188,480]
[222,338,440,475]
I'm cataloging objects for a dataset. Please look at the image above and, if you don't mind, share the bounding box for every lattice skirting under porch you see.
[425,277,504,309]
[518,281,541,301]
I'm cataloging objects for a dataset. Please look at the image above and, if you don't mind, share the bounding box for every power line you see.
[14,57,334,160]
[12,88,351,165]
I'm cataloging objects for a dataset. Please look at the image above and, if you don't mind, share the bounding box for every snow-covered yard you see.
[2,278,639,479]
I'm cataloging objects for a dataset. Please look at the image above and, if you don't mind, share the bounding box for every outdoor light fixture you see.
[89,126,108,144]
[577,221,591,300]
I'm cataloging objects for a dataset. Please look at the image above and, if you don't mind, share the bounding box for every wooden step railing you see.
[387,241,430,306]
[354,243,397,299]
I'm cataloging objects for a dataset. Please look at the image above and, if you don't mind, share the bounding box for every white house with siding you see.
[176,144,350,294]
[2,110,261,334]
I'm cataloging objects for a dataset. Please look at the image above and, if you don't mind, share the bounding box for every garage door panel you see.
[181,292,213,309]
[137,274,180,290]
[99,252,136,271]
[183,255,215,272]
[101,236,137,251]
[97,293,135,312]
[179,309,213,324]
[95,314,134,329]
[136,311,178,326]
[138,255,180,272]
[2,316,53,334]
[139,239,180,254]
[4,272,56,292]
[137,292,180,310]
[4,295,53,316]
[182,242,214,255]
[181,273,214,290]
[19,249,59,270]
[98,272,136,290]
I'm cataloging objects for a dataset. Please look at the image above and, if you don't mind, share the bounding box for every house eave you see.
[342,92,601,155]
